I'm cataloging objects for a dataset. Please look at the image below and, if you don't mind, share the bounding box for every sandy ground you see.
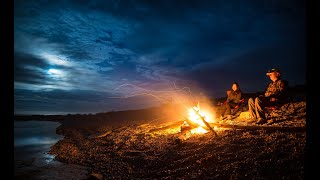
[45,99,306,179]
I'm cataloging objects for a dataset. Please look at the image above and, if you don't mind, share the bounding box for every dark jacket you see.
[227,89,242,104]
[264,79,288,102]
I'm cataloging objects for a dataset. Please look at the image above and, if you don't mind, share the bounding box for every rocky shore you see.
[44,100,306,179]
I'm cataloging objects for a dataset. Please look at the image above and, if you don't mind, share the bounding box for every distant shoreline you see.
[14,84,306,119]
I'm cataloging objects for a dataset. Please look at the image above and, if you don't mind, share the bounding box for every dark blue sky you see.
[14,0,306,115]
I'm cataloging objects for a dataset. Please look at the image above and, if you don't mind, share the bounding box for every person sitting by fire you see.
[220,82,242,120]
[248,68,289,124]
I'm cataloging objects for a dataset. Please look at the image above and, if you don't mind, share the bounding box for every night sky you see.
[14,0,306,115]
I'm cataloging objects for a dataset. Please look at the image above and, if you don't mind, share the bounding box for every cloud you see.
[14,0,306,114]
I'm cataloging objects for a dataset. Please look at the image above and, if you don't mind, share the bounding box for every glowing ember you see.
[188,105,214,122]
[186,103,217,134]
[190,126,208,134]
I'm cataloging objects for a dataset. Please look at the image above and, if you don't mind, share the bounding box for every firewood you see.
[208,123,305,132]
[192,108,218,136]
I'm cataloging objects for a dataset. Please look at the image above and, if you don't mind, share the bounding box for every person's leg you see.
[220,104,227,117]
[226,102,238,115]
[255,97,267,123]
[248,98,257,119]
[225,102,231,116]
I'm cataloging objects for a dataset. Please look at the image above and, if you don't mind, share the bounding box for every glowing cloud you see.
[41,52,71,66]
[47,68,64,78]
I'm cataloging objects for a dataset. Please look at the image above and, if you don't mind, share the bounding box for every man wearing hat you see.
[248,68,289,124]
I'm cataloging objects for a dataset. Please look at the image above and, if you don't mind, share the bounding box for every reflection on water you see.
[14,120,63,147]
[14,120,88,179]
[14,121,63,167]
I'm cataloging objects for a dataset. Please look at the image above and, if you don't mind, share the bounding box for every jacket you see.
[227,89,242,104]
[264,79,288,102]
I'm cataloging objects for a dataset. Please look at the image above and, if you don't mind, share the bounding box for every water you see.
[14,120,88,180]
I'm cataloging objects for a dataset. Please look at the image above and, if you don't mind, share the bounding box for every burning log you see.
[183,117,200,129]
[192,108,218,137]
[178,121,193,141]
[147,117,199,134]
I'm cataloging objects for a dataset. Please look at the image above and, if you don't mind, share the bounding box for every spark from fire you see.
[111,83,218,135]
[111,82,197,105]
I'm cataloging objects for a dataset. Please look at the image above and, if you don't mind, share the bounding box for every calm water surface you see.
[14,120,88,180]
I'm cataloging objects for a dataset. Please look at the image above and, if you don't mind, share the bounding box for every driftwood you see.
[147,116,201,133]
[147,121,306,134]
[183,118,200,128]
[90,119,305,139]
[148,121,184,133]
[208,123,306,132]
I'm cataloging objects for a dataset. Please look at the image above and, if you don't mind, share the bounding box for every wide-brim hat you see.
[266,68,281,76]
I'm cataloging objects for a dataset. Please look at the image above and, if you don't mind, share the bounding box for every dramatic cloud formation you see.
[14,0,306,115]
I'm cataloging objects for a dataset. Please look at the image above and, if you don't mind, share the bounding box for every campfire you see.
[179,103,218,140]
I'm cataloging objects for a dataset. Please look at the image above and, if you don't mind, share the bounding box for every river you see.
[14,120,88,180]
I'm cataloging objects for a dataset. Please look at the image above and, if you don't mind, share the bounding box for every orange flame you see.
[187,102,217,134]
